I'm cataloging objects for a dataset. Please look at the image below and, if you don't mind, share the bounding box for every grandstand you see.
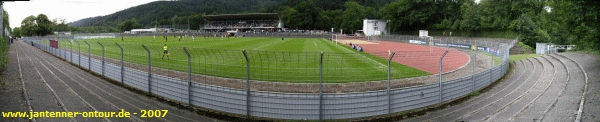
[203,13,283,32]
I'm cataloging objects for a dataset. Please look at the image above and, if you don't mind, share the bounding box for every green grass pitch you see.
[56,36,430,83]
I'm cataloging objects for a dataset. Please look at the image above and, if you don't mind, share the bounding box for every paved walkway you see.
[0,41,219,121]
[404,54,593,121]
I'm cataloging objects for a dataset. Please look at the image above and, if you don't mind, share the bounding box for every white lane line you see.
[45,51,201,122]
[556,54,588,122]
[481,57,554,121]
[252,39,285,50]
[32,50,143,122]
[32,47,184,122]
[23,44,76,121]
[327,39,386,68]
[420,59,526,121]
[538,54,571,120]
[452,58,542,121]
[15,42,37,122]
[506,56,560,121]
[35,56,112,122]
[28,41,146,122]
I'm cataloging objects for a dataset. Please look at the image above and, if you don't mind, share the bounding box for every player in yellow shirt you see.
[161,44,169,59]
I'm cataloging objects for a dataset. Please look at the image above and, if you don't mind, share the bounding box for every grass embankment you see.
[508,41,540,62]
[0,37,9,87]
[509,54,542,62]
[53,36,429,83]
[517,41,535,51]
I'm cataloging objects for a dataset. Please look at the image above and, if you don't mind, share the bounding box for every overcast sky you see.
[3,0,162,28]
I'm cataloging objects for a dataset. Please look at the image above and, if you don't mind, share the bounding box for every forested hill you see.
[68,0,285,27]
[64,0,599,51]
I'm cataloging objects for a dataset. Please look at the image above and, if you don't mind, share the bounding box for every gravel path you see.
[403,53,591,121]
[0,41,220,121]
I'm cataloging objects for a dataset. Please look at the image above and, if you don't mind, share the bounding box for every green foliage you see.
[117,19,143,32]
[11,27,22,37]
[509,54,541,63]
[511,14,544,46]
[459,1,479,32]
[19,14,54,36]
[69,26,119,33]
[150,14,206,30]
[518,42,535,52]
[59,0,599,51]
[0,9,9,74]
[339,1,376,34]
[52,18,70,32]
[468,91,481,97]
[382,0,462,32]
[291,0,322,30]
[69,0,285,27]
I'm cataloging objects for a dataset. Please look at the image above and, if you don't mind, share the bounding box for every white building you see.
[362,19,388,36]
[129,28,173,34]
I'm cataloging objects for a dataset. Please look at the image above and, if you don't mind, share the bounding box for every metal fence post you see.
[84,41,91,70]
[52,41,54,55]
[183,47,192,105]
[319,52,324,120]
[115,43,124,84]
[69,41,73,62]
[61,40,64,58]
[242,50,250,118]
[439,51,449,104]
[472,51,477,92]
[387,52,396,114]
[77,41,81,66]
[97,42,105,77]
[142,45,152,94]
[490,52,494,83]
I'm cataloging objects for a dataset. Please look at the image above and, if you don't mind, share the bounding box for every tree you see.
[52,18,70,32]
[35,14,53,35]
[293,0,322,30]
[339,1,375,34]
[118,19,142,32]
[279,6,299,29]
[510,14,542,46]
[11,27,22,37]
[382,0,439,32]
[459,1,480,32]
[20,15,37,36]
[19,14,54,36]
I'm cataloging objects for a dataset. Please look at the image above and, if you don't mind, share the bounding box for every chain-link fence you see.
[22,33,511,120]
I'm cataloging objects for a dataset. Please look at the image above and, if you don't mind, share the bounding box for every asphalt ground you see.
[404,53,592,121]
[0,41,219,121]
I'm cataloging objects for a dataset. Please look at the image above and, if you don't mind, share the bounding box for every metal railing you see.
[23,34,511,120]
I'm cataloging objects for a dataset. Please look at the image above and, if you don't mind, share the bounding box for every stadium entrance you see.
[203,13,283,33]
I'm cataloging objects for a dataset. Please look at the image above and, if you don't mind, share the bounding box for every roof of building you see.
[205,13,279,21]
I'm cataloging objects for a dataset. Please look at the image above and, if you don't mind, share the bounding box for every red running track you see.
[355,41,469,74]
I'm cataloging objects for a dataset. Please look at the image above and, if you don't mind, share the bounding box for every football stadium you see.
[3,0,597,121]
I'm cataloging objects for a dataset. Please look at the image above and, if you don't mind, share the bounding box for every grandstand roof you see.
[205,13,279,21]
